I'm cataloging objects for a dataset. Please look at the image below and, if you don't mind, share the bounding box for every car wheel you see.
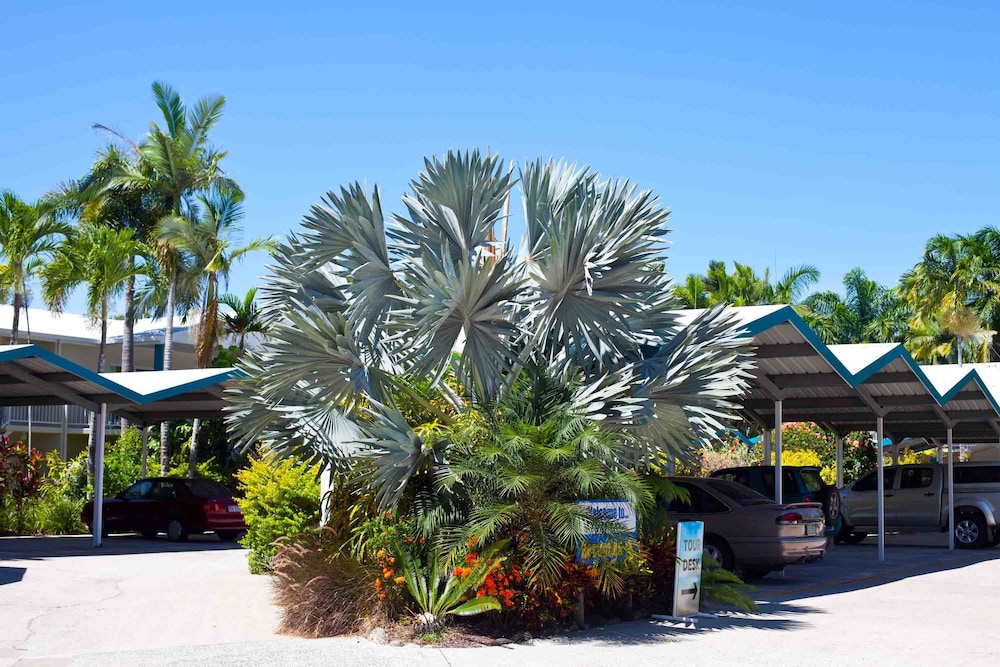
[703,536,735,571]
[87,523,109,539]
[820,486,841,524]
[842,531,868,544]
[955,510,988,549]
[216,530,242,542]
[166,518,189,542]
[139,529,158,540]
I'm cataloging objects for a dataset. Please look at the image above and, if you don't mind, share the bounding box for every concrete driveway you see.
[3,532,999,666]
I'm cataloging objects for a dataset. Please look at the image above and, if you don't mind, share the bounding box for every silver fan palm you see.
[227,150,755,508]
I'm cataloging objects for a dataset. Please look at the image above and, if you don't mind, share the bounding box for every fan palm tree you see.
[803,268,909,344]
[220,288,266,357]
[226,151,755,516]
[99,81,238,474]
[156,188,273,475]
[0,192,71,343]
[42,224,150,478]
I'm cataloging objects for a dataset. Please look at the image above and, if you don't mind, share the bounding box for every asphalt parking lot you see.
[2,532,999,666]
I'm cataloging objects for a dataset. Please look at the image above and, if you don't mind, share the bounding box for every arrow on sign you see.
[680,582,698,599]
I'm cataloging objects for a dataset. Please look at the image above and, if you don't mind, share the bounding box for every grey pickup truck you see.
[838,462,1000,548]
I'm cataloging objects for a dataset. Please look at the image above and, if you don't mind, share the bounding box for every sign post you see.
[672,520,704,619]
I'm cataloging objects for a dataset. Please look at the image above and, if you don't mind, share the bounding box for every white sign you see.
[673,520,704,618]
[576,500,637,564]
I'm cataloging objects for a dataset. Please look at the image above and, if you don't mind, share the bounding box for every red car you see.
[83,477,246,542]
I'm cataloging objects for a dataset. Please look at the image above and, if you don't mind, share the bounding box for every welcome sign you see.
[575,499,637,565]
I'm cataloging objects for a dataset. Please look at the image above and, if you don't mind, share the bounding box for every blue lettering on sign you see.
[575,500,637,565]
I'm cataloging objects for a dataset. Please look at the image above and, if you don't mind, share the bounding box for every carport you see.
[0,344,237,548]
[679,306,1000,560]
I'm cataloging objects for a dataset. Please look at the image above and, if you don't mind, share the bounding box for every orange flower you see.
[465,553,478,565]
[476,590,486,598]
[395,576,406,585]
[379,593,387,600]
[374,578,383,591]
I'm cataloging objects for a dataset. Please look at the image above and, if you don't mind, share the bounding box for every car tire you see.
[88,523,109,539]
[819,486,841,524]
[842,531,868,544]
[166,518,189,542]
[139,528,158,540]
[740,566,771,581]
[703,536,735,571]
[216,530,242,542]
[955,510,988,549]
[989,530,1000,548]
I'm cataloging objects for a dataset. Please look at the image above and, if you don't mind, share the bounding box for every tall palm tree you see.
[679,260,819,308]
[803,268,909,344]
[220,288,266,357]
[100,81,237,474]
[42,224,149,479]
[156,188,273,475]
[227,151,755,514]
[0,192,71,343]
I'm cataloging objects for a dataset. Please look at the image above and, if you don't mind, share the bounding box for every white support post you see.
[93,403,108,548]
[835,434,844,488]
[948,428,955,551]
[774,401,783,503]
[141,426,149,479]
[763,429,772,466]
[876,417,885,561]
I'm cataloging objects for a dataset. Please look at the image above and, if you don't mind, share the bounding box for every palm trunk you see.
[957,334,964,367]
[120,269,136,432]
[10,291,22,344]
[188,417,201,478]
[189,276,217,477]
[159,272,177,475]
[87,301,110,487]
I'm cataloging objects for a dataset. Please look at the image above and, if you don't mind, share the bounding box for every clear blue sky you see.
[3,1,999,315]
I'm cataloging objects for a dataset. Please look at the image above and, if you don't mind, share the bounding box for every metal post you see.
[948,428,955,551]
[936,439,942,463]
[763,428,772,465]
[774,401,783,503]
[835,434,844,488]
[876,416,885,561]
[93,403,107,548]
[141,426,149,479]
[892,442,900,465]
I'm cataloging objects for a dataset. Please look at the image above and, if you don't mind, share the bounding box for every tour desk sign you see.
[673,520,704,618]
[575,499,637,565]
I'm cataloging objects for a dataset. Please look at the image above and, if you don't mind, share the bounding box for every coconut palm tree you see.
[156,188,273,475]
[99,81,238,474]
[679,260,819,308]
[42,224,150,478]
[0,192,71,343]
[220,288,266,357]
[226,151,755,514]
[803,268,909,344]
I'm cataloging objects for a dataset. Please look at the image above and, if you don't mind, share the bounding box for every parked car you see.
[711,465,842,536]
[83,477,246,542]
[663,476,827,579]
[838,463,1000,549]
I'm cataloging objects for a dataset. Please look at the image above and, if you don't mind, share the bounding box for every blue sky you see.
[3,1,999,315]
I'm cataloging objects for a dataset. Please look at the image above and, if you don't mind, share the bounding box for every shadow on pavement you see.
[0,565,26,584]
[0,533,244,560]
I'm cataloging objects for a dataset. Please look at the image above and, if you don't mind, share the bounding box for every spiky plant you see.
[227,150,755,511]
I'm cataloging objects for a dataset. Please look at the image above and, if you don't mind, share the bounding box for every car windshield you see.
[704,479,773,506]
[183,479,232,498]
[800,469,824,493]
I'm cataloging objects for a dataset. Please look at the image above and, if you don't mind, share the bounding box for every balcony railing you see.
[1,405,121,430]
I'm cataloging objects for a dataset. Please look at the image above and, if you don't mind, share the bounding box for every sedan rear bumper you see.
[732,536,828,567]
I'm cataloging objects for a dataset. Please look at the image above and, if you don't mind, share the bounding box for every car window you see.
[704,479,770,506]
[183,479,232,498]
[123,480,153,499]
[760,470,798,495]
[954,466,1000,484]
[899,468,934,489]
[150,481,177,500]
[853,469,896,492]
[715,470,751,488]
[800,470,824,493]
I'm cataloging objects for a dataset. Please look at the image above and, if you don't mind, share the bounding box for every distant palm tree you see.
[99,81,237,475]
[42,224,150,479]
[0,191,71,343]
[678,260,819,308]
[157,188,274,475]
[220,288,266,357]
[802,268,909,344]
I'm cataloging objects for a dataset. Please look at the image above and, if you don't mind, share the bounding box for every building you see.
[0,305,198,460]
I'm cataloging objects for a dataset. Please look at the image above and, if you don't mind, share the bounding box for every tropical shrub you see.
[237,452,322,573]
[0,435,43,534]
[698,441,760,475]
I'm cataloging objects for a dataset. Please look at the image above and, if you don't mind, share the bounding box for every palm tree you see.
[42,224,149,479]
[802,268,909,344]
[0,192,71,343]
[220,288,266,357]
[226,151,755,519]
[156,188,273,475]
[680,260,819,308]
[100,81,237,474]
